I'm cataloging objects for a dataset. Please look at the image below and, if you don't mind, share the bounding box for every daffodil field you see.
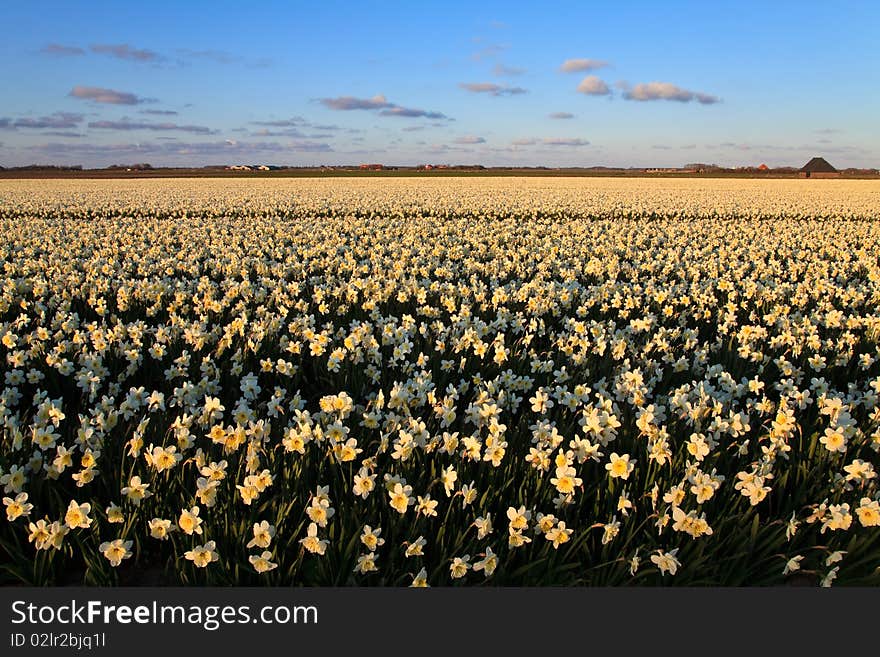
[2,177,880,586]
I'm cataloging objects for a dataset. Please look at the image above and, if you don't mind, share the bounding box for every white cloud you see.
[320,95,448,119]
[1,112,84,129]
[454,135,486,144]
[510,137,589,147]
[69,86,148,105]
[320,95,391,111]
[621,81,720,104]
[577,76,611,96]
[459,82,527,96]
[379,107,448,119]
[560,58,608,73]
[90,44,160,61]
[542,137,589,146]
[87,119,215,134]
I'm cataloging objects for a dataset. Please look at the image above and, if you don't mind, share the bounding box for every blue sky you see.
[1,1,878,168]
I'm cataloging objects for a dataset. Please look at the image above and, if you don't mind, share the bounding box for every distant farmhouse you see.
[800,157,840,178]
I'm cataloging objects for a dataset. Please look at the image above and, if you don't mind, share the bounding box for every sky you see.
[1,1,878,168]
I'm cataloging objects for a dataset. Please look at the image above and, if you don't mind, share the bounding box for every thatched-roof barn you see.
[800,157,839,178]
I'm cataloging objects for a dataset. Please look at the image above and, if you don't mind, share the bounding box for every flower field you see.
[1,176,880,586]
